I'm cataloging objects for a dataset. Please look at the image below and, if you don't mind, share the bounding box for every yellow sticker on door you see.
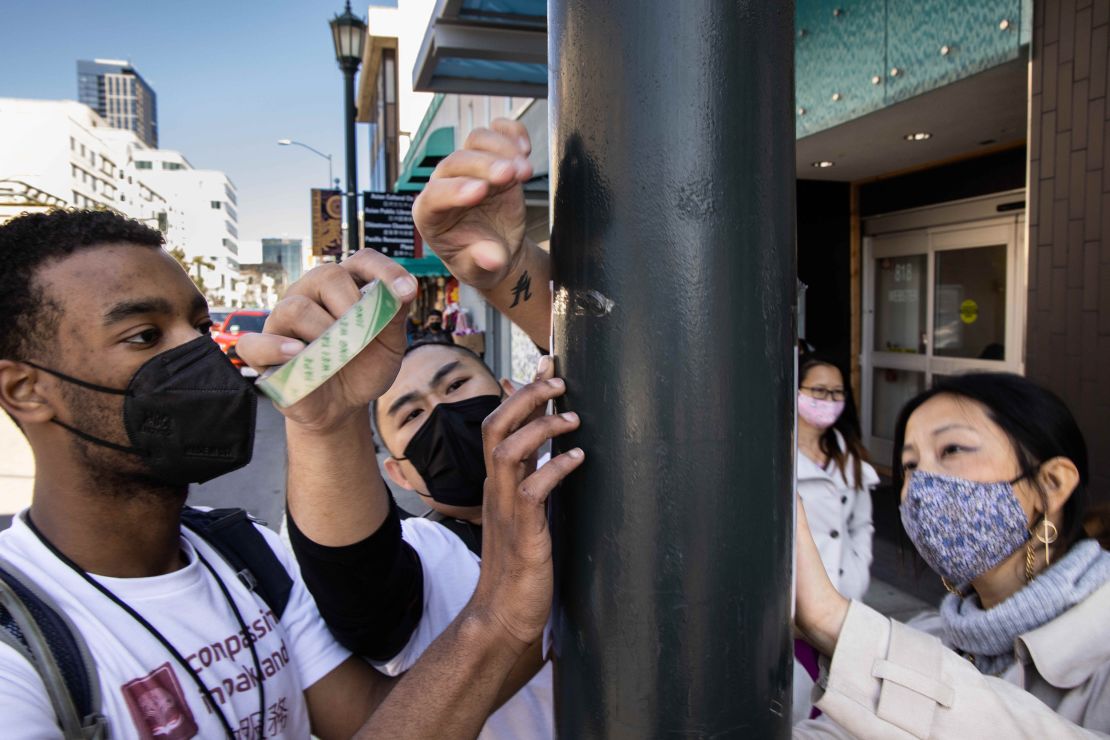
[960,299,979,324]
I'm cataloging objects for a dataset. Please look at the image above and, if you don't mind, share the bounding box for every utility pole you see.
[548,2,797,737]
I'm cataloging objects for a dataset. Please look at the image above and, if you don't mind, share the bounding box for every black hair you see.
[892,372,1098,552]
[799,355,869,486]
[369,339,497,442]
[0,209,164,362]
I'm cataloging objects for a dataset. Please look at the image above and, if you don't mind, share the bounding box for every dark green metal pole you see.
[548,2,797,737]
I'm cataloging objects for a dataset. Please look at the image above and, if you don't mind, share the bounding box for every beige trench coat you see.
[795,579,1110,738]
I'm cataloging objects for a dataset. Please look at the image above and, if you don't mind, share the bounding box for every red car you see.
[212,309,270,369]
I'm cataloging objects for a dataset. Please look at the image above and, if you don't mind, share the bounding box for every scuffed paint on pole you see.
[548,1,797,737]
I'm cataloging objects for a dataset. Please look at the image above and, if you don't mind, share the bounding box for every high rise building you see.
[77,59,158,147]
[261,238,304,284]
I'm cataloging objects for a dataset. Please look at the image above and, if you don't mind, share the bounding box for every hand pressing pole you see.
[353,358,584,739]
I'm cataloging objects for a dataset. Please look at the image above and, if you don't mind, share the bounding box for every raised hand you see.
[468,357,584,651]
[794,497,851,656]
[236,249,417,431]
[413,118,533,291]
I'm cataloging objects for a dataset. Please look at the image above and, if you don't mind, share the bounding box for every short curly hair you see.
[0,209,165,362]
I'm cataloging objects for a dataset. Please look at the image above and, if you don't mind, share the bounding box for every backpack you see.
[0,507,293,740]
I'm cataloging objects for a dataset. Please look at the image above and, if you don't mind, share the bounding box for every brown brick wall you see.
[1028,0,1110,498]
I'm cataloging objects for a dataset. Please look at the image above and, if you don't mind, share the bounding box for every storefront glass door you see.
[862,216,1024,466]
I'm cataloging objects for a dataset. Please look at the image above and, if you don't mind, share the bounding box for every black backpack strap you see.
[0,556,108,739]
[180,508,293,620]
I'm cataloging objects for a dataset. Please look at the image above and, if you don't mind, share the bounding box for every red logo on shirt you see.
[121,662,199,739]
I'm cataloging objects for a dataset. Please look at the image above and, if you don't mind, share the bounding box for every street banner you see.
[363,192,416,258]
[311,189,343,257]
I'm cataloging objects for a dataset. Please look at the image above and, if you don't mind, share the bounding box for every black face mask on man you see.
[395,394,501,508]
[27,335,257,486]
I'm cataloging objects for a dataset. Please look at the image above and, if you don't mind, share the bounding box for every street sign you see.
[363,192,416,258]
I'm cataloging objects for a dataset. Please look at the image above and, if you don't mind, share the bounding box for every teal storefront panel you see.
[886,0,1023,103]
[795,0,1026,138]
[796,0,887,137]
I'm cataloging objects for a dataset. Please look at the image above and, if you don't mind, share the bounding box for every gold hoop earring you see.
[1037,519,1059,566]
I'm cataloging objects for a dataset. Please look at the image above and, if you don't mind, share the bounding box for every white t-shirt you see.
[378,517,554,740]
[0,512,350,739]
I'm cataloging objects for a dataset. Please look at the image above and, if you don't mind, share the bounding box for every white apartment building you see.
[131,150,242,307]
[0,98,169,227]
[0,98,241,307]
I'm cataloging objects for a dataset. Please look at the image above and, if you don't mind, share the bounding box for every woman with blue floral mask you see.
[792,372,1110,737]
[792,356,877,724]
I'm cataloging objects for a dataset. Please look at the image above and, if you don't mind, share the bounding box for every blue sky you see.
[1,1,387,255]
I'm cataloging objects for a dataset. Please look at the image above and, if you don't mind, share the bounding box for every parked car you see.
[207,307,233,329]
[212,309,270,371]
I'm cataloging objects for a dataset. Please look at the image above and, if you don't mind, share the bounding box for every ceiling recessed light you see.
[812,160,835,168]
[904,132,932,141]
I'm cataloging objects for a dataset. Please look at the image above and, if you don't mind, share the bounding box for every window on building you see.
[162,162,184,171]
[211,201,222,210]
[70,137,75,151]
[135,161,152,170]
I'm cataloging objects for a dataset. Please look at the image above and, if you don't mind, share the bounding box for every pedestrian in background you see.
[793,373,1110,736]
[793,355,876,723]
[418,309,452,344]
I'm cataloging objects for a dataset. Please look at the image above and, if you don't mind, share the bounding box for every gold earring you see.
[1037,518,1059,566]
[942,577,961,595]
[1025,542,1036,583]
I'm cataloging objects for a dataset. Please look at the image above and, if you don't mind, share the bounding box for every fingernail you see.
[514,156,532,177]
[280,340,304,357]
[546,377,565,389]
[560,412,579,423]
[491,159,513,178]
[392,275,417,297]
[534,355,551,378]
[461,179,485,197]
[518,137,531,154]
[568,448,584,460]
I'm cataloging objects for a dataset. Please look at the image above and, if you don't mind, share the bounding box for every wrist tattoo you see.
[509,270,533,308]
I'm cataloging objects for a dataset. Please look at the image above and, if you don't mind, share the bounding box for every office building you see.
[135,150,241,307]
[261,237,304,284]
[0,98,169,230]
[77,59,158,147]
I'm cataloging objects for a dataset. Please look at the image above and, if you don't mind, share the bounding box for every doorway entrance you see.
[861,191,1026,466]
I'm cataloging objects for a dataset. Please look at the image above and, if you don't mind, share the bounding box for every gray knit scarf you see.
[940,539,1110,676]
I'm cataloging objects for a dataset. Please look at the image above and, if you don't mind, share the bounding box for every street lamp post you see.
[277,139,333,187]
[329,1,366,261]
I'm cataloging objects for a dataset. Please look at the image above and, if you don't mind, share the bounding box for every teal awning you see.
[396,126,455,193]
[397,254,450,277]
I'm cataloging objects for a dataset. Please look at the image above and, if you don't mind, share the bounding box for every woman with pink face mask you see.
[793,356,877,724]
